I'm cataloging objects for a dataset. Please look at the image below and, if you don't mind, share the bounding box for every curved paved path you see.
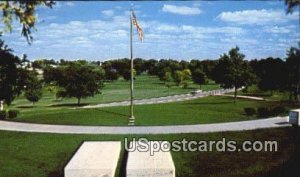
[219,94,265,101]
[81,88,235,109]
[0,117,290,134]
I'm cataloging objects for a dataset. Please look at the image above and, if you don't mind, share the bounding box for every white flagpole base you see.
[128,117,135,126]
[129,116,135,120]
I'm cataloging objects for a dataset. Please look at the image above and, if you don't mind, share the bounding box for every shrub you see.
[183,82,189,89]
[242,88,248,93]
[244,107,256,116]
[270,106,287,116]
[257,107,270,117]
[8,110,19,119]
[0,111,6,120]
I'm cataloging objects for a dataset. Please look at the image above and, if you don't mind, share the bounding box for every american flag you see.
[132,11,144,42]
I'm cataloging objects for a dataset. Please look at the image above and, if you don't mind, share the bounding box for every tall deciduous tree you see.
[163,71,173,95]
[181,69,192,89]
[173,70,183,86]
[252,57,286,94]
[213,46,255,103]
[0,1,53,109]
[286,43,300,102]
[122,69,136,81]
[192,69,208,89]
[51,62,105,105]
[173,69,191,88]
[0,40,28,110]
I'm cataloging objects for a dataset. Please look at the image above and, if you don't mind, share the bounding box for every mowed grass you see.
[11,96,266,126]
[0,128,299,177]
[9,74,220,108]
[238,85,293,102]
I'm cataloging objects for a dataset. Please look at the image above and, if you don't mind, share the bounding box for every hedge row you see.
[244,106,287,117]
[0,110,19,120]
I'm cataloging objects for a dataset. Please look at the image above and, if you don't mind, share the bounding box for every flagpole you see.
[129,8,135,126]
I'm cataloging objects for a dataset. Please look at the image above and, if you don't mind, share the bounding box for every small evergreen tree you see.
[24,71,43,105]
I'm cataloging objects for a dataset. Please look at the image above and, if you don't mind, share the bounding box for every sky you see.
[2,1,299,61]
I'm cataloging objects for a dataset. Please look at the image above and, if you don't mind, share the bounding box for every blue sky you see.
[2,1,299,61]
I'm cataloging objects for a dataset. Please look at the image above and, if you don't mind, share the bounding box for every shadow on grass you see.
[206,83,218,85]
[47,141,85,177]
[187,101,231,105]
[264,128,300,177]
[16,105,35,109]
[51,99,64,102]
[275,122,291,125]
[49,103,90,108]
[151,82,165,85]
[94,109,128,118]
[47,171,63,177]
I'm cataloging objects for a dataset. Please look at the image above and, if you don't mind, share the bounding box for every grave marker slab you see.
[126,141,175,177]
[65,141,121,177]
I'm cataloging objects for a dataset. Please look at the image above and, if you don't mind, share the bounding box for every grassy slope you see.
[0,128,299,177]
[238,85,293,101]
[10,74,220,108]
[11,96,266,126]
[7,76,297,126]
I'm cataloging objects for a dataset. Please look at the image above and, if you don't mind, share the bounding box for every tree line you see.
[99,46,299,103]
[1,0,299,110]
[1,40,299,111]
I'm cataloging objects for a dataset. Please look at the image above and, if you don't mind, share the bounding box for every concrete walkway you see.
[0,117,290,134]
[81,88,235,109]
[219,94,265,101]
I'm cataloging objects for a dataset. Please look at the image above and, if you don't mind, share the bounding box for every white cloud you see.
[101,10,114,17]
[151,23,245,36]
[181,25,245,35]
[2,8,298,60]
[3,14,249,60]
[220,36,257,45]
[155,24,181,33]
[263,26,291,34]
[217,9,298,25]
[162,4,201,15]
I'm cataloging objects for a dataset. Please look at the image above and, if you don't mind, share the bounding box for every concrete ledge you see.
[65,141,121,177]
[126,141,175,177]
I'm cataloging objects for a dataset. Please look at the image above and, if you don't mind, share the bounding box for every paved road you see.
[81,88,235,109]
[0,117,290,134]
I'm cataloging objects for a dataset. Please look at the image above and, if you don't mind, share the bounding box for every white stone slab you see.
[126,141,175,177]
[65,141,121,177]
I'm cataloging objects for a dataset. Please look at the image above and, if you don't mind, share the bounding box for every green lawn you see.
[238,85,293,101]
[10,96,268,126]
[0,128,299,177]
[9,74,220,108]
[5,75,296,126]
